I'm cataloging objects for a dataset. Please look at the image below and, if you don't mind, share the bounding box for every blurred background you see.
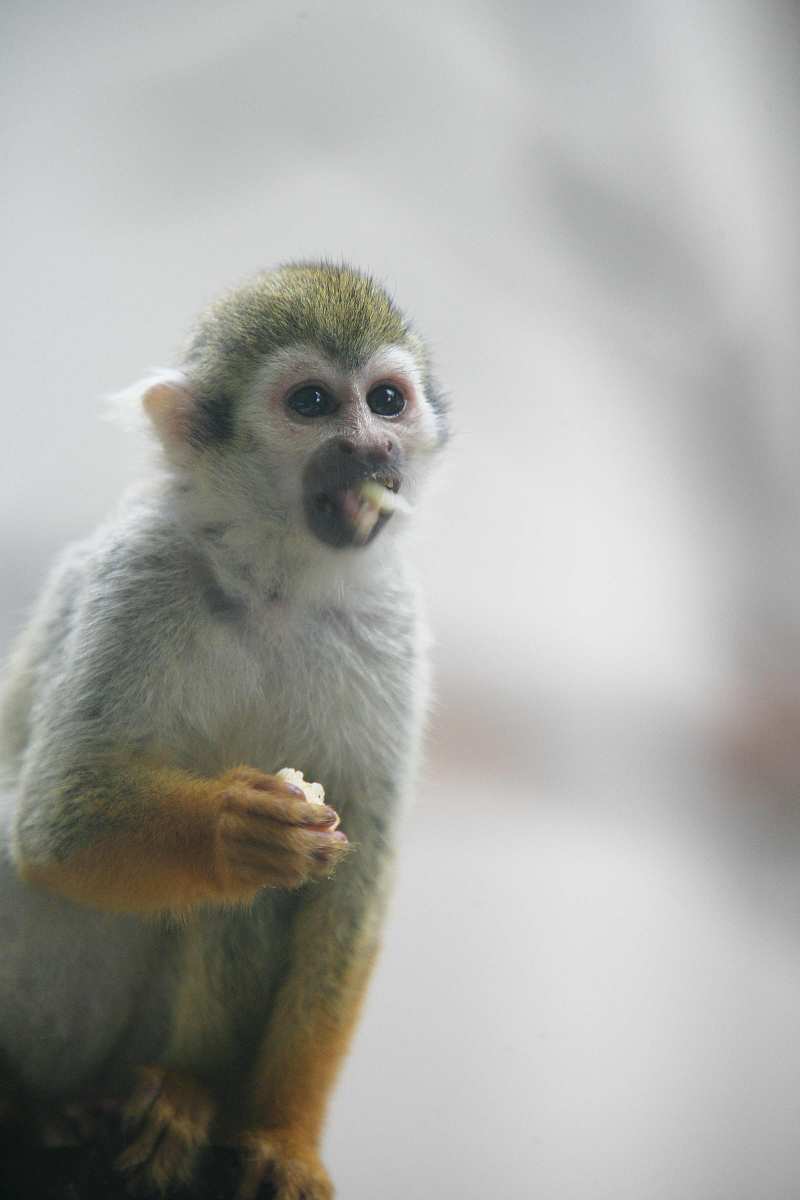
[3,2,800,1197]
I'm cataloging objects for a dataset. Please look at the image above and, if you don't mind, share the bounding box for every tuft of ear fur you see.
[106,368,189,429]
[106,369,196,460]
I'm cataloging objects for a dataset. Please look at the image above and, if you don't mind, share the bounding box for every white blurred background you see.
[3,2,800,1197]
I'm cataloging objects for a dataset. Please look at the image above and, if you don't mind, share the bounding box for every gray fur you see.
[0,266,443,1114]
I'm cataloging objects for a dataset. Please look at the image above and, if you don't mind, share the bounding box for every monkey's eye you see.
[287,385,338,418]
[367,384,405,417]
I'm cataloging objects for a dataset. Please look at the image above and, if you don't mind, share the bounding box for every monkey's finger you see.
[225,821,346,851]
[224,832,348,883]
[221,766,302,791]
[236,1136,333,1200]
[225,810,345,844]
[237,1153,273,1200]
[250,796,340,828]
[229,834,349,874]
[224,790,339,828]
[122,1066,164,1131]
[117,1110,170,1173]
[221,767,314,806]
[236,1136,286,1200]
[221,819,342,866]
[227,834,348,887]
[145,1124,201,1191]
[310,842,351,878]
[226,847,314,889]
[312,834,350,860]
[227,837,329,876]
[225,838,310,867]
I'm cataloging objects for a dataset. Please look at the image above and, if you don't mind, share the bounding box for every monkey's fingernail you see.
[305,806,338,825]
[286,785,306,798]
[330,830,348,842]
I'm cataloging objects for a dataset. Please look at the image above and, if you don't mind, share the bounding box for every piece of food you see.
[277,767,339,828]
[358,479,412,515]
[349,479,413,544]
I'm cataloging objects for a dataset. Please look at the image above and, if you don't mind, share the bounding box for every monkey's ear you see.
[108,369,197,460]
[141,377,195,447]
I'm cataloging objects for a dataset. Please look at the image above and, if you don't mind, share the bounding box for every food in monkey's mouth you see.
[277,767,340,829]
[304,440,408,549]
[346,479,413,544]
[310,478,411,546]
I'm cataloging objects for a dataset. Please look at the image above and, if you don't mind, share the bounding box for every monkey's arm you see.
[15,759,344,914]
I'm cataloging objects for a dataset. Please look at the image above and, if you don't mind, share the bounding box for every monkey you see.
[0,262,448,1199]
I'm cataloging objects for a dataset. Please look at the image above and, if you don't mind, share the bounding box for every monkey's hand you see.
[19,760,347,913]
[237,1128,332,1200]
[214,766,349,897]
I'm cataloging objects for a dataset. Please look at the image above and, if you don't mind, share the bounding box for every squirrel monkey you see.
[0,263,448,1198]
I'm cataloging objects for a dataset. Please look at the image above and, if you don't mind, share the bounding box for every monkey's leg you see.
[19,762,347,914]
[234,892,380,1200]
[116,1065,214,1196]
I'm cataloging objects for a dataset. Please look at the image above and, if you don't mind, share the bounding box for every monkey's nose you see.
[333,436,396,462]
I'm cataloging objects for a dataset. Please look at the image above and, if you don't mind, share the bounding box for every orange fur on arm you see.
[18,759,229,914]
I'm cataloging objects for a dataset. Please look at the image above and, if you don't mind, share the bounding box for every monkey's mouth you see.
[303,439,407,549]
[308,477,401,548]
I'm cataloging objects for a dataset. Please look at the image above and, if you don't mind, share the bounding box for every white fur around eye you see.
[243,347,346,418]
[358,347,440,451]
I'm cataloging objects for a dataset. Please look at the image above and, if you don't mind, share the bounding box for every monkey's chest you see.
[178,603,418,795]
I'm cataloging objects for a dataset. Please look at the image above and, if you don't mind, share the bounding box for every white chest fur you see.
[157,585,424,810]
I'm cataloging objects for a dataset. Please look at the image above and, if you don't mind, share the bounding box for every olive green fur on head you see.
[176,261,447,448]
[187,261,421,384]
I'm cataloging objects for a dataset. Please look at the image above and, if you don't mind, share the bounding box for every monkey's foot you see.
[116,1065,213,1195]
[237,1129,333,1200]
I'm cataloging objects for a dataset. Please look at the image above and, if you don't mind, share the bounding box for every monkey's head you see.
[133,263,448,552]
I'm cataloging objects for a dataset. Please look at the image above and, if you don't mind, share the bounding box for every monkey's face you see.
[229,343,445,551]
[134,265,448,559]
